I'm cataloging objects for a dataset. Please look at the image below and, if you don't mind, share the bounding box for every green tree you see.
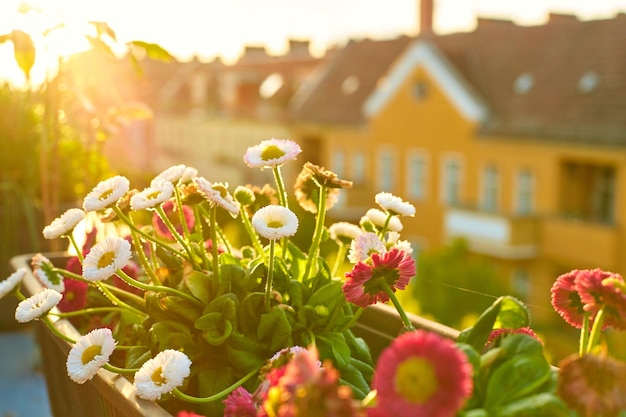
[410,238,508,329]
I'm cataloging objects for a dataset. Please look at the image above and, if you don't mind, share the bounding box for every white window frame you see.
[377,146,397,192]
[515,168,535,215]
[440,153,464,206]
[352,151,366,184]
[331,149,345,178]
[405,149,429,201]
[481,164,500,212]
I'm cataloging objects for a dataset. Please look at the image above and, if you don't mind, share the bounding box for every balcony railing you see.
[444,207,538,259]
[541,216,619,270]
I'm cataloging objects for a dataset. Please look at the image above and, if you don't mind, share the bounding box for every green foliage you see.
[411,238,509,328]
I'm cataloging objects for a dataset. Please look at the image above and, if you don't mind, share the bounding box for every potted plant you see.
[3,139,626,416]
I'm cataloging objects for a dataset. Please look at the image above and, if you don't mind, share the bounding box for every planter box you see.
[10,253,458,417]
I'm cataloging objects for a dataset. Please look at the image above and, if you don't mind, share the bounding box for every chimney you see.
[420,0,434,35]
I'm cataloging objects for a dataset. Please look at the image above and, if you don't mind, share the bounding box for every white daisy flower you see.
[364,208,403,232]
[251,205,299,240]
[193,177,240,217]
[31,253,65,292]
[328,222,363,245]
[243,138,302,168]
[15,288,62,323]
[375,192,416,217]
[0,268,27,300]
[348,232,386,264]
[133,349,192,401]
[83,176,130,212]
[180,166,198,184]
[82,237,132,282]
[385,232,414,255]
[151,164,187,186]
[130,181,174,210]
[42,208,85,239]
[66,328,117,384]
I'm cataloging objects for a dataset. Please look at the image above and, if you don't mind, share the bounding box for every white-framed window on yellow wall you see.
[331,149,345,177]
[515,168,535,215]
[377,147,396,192]
[481,164,500,212]
[406,149,428,200]
[440,154,463,206]
[511,268,531,301]
[352,151,366,184]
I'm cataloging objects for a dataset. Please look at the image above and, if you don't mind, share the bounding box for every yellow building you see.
[289,11,626,339]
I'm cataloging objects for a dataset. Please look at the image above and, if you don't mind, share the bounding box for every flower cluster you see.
[2,138,626,416]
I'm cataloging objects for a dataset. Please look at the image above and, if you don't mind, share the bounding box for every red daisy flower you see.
[551,270,587,328]
[575,269,626,330]
[176,412,205,417]
[223,387,257,417]
[152,200,195,240]
[343,248,415,308]
[57,278,88,312]
[484,327,543,351]
[372,330,473,417]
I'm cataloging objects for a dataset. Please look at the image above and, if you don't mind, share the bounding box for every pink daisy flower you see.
[575,269,626,330]
[373,330,473,417]
[484,327,543,351]
[343,248,415,308]
[551,270,586,328]
[57,278,88,312]
[176,412,205,417]
[152,200,195,240]
[223,387,257,417]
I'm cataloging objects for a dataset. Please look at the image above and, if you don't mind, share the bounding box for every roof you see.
[289,36,413,125]
[291,13,626,145]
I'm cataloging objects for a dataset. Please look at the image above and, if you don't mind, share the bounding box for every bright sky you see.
[2,0,626,85]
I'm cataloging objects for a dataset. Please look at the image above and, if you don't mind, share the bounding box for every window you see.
[412,80,428,101]
[378,149,396,192]
[406,151,428,200]
[511,269,531,301]
[331,150,345,178]
[516,169,534,215]
[352,151,366,184]
[481,164,499,212]
[441,157,462,205]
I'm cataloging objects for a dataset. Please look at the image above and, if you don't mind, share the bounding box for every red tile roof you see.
[291,13,626,145]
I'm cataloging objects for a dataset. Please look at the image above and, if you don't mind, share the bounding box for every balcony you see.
[540,216,619,269]
[444,207,538,259]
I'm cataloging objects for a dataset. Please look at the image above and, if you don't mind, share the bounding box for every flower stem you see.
[155,205,199,269]
[239,205,266,262]
[272,165,288,209]
[68,233,84,262]
[331,242,348,278]
[103,363,139,375]
[208,204,220,281]
[172,365,262,403]
[265,239,276,312]
[173,186,191,236]
[115,268,203,308]
[50,307,126,318]
[380,280,415,332]
[95,282,147,317]
[579,312,590,356]
[41,316,76,344]
[586,305,606,354]
[129,230,160,285]
[303,185,327,280]
[379,213,392,239]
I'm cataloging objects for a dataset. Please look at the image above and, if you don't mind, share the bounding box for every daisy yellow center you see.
[267,220,283,228]
[261,145,285,161]
[151,367,167,385]
[394,357,439,404]
[147,190,161,200]
[97,251,116,269]
[99,189,113,201]
[81,345,102,365]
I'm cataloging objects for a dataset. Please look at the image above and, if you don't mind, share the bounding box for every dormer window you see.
[259,73,284,99]
[514,73,534,95]
[577,71,599,93]
[412,80,428,101]
[341,75,360,95]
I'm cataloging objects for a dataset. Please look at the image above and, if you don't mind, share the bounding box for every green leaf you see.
[317,333,351,370]
[125,346,151,369]
[197,367,236,416]
[344,329,373,364]
[129,40,174,62]
[306,280,343,309]
[493,296,530,330]
[195,312,233,346]
[184,270,212,304]
[10,30,35,80]
[258,308,292,352]
[225,333,267,374]
[484,354,551,410]
[493,393,572,417]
